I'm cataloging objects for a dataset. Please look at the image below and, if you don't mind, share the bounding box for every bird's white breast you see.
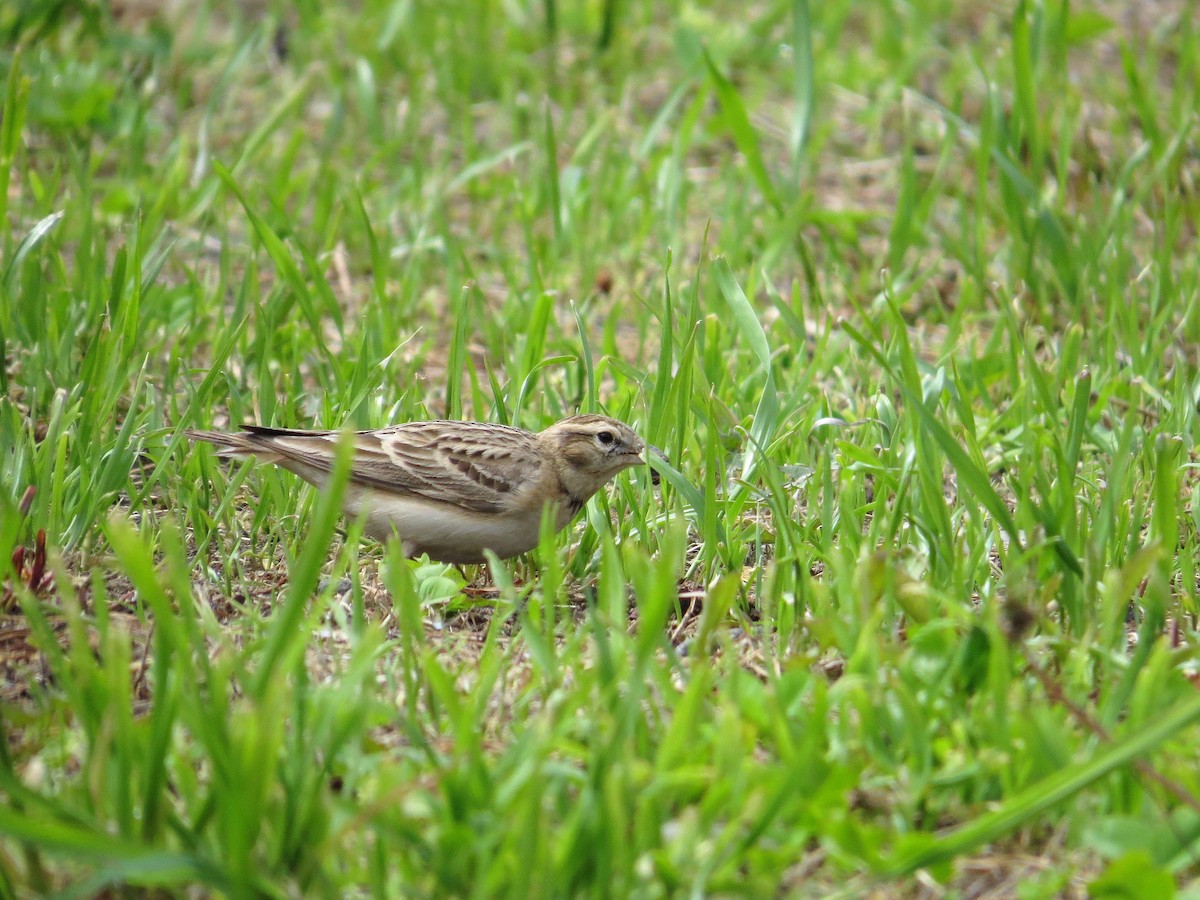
[340,485,550,563]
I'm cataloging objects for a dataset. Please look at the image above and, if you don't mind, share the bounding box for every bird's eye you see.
[596,431,615,445]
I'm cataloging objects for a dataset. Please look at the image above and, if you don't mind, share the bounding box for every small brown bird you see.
[187,415,646,563]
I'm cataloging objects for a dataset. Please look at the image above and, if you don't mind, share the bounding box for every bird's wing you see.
[216,422,546,515]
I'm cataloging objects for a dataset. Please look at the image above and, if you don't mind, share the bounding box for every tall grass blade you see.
[703,50,782,213]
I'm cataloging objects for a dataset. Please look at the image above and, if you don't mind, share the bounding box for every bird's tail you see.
[186,429,273,460]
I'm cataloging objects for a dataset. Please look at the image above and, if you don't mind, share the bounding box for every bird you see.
[186,414,647,563]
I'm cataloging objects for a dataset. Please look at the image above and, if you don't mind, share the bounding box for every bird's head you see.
[541,414,646,499]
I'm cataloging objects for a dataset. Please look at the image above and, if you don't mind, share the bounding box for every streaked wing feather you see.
[253,423,545,515]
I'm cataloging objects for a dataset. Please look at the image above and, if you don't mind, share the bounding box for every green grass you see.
[3,0,1200,895]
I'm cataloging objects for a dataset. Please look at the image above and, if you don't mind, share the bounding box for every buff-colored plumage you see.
[186,415,645,563]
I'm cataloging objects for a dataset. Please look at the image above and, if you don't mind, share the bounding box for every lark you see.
[186,415,646,563]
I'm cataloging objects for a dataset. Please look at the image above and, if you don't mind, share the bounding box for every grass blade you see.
[883,691,1200,875]
[703,49,781,213]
